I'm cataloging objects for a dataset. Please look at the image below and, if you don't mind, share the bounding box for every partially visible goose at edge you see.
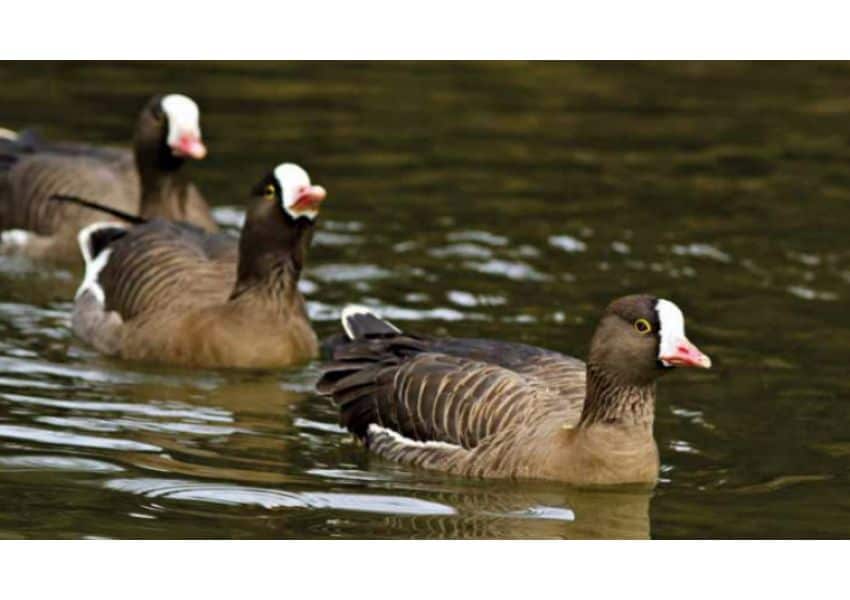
[318,296,712,486]
[0,93,217,261]
[71,162,326,369]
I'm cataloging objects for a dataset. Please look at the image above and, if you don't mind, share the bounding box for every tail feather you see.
[315,360,377,394]
[341,305,401,340]
[318,305,416,440]
[0,127,27,172]
[0,128,42,156]
[76,222,129,302]
[78,222,128,265]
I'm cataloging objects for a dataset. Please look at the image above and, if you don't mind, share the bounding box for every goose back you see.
[1,151,136,235]
[96,219,238,320]
[320,329,587,479]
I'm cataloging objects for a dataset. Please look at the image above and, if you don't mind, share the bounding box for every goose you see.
[0,94,216,261]
[71,162,326,369]
[317,295,712,486]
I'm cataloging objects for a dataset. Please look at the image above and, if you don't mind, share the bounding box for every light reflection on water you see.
[2,61,850,538]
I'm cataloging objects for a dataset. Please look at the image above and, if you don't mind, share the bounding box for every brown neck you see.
[229,216,313,308]
[137,170,190,219]
[230,256,301,307]
[133,127,187,217]
[578,363,656,428]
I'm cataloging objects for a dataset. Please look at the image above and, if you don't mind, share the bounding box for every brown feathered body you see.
[319,325,660,487]
[72,205,318,368]
[0,144,139,258]
[0,96,216,261]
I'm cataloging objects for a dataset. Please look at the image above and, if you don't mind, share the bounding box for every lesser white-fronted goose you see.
[318,295,712,486]
[71,162,326,369]
[0,94,216,261]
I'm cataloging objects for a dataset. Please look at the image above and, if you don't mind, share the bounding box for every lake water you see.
[1,61,849,539]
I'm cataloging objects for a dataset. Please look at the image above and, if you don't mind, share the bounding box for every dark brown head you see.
[133,94,207,173]
[587,294,711,387]
[235,163,327,291]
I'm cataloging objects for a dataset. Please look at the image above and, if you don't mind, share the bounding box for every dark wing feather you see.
[319,335,546,449]
[367,335,587,396]
[98,219,237,320]
[2,129,134,168]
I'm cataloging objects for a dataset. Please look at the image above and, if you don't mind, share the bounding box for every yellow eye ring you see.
[264,184,276,200]
[634,318,652,335]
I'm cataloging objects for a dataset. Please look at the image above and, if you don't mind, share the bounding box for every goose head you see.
[234,162,327,286]
[159,94,206,160]
[587,294,711,387]
[250,162,327,223]
[135,93,207,170]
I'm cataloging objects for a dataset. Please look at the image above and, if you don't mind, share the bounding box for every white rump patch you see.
[368,423,462,452]
[76,222,125,303]
[341,304,401,340]
[161,94,201,148]
[0,229,32,249]
[0,127,19,141]
[274,162,319,221]
[656,298,686,367]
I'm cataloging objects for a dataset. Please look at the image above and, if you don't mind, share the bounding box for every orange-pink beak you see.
[290,185,327,212]
[171,133,207,160]
[660,337,712,369]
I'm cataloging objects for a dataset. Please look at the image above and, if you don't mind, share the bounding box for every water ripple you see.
[670,243,732,263]
[504,506,577,522]
[787,285,839,301]
[105,478,456,515]
[1,392,233,422]
[0,425,161,452]
[463,259,549,281]
[0,454,124,472]
[548,234,587,253]
[311,264,392,283]
[447,230,508,246]
[36,416,242,437]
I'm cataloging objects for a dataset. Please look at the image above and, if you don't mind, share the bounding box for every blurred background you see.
[0,61,849,538]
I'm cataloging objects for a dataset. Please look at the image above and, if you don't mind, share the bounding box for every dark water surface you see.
[1,61,849,539]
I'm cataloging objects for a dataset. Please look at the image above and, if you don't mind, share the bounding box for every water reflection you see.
[379,486,652,540]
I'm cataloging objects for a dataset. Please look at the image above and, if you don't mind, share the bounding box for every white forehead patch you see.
[656,298,686,366]
[161,94,201,147]
[273,162,317,220]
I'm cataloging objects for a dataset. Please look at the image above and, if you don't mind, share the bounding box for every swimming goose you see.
[71,162,326,369]
[317,295,711,486]
[0,94,216,261]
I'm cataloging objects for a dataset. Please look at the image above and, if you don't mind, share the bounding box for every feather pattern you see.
[2,152,134,234]
[317,295,711,485]
[96,220,236,320]
[320,331,589,480]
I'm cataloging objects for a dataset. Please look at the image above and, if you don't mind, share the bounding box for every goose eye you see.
[264,184,276,199]
[634,318,652,335]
